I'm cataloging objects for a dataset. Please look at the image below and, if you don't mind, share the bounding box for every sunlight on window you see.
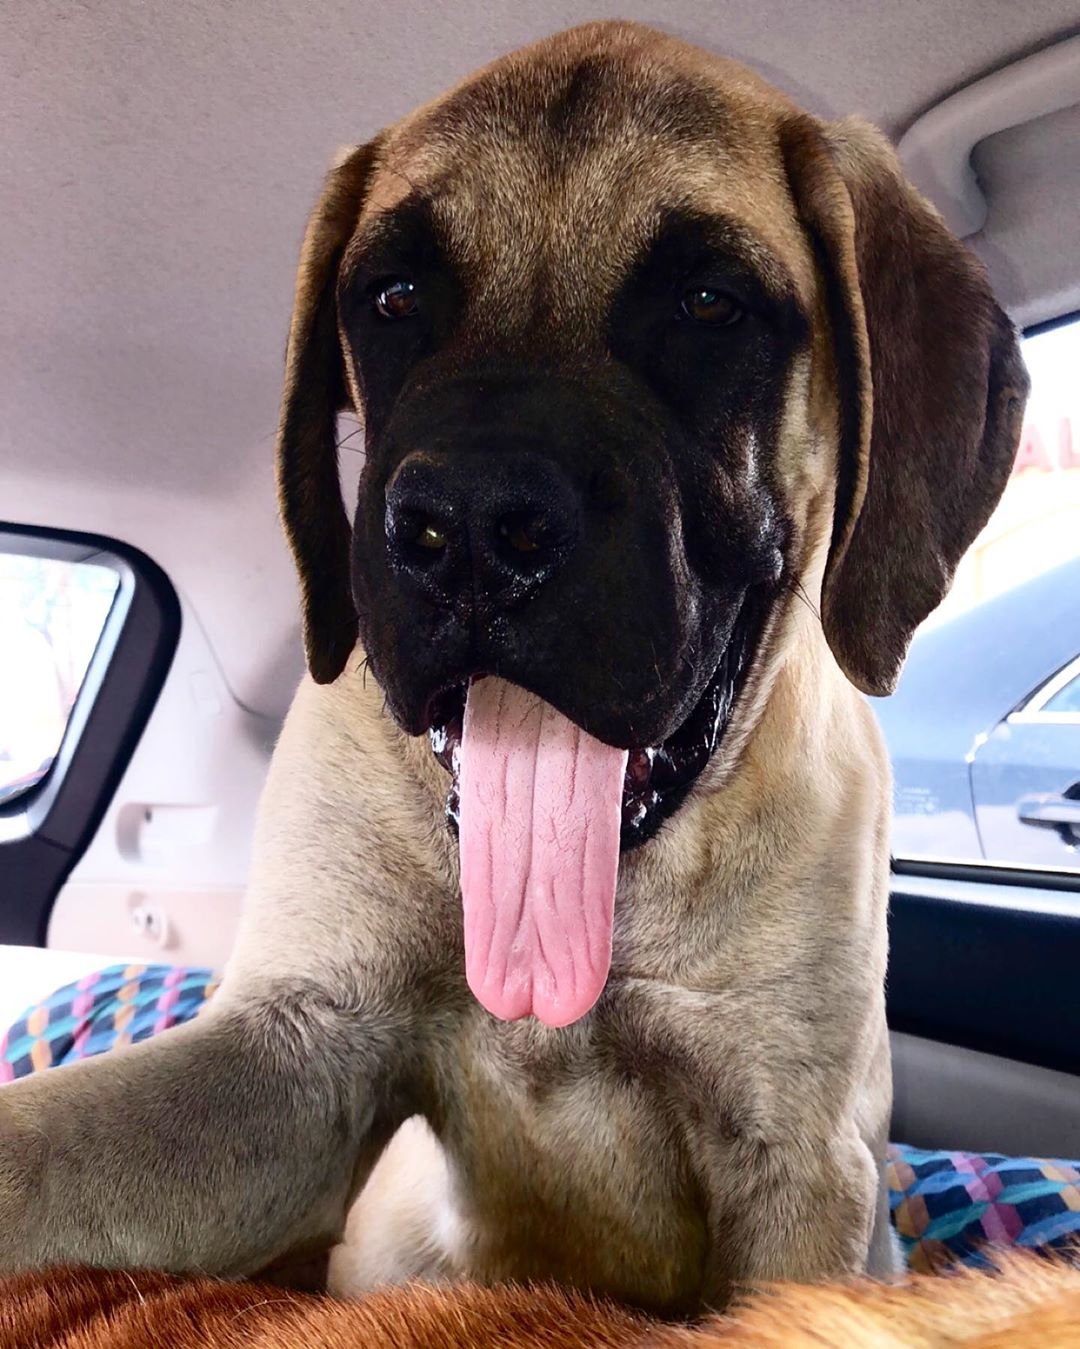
[0,555,119,804]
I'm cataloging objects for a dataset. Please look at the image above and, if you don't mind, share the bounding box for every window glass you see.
[1045,675,1080,716]
[0,553,119,804]
[876,318,1080,873]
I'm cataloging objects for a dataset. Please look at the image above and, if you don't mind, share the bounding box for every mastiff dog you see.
[0,20,1026,1318]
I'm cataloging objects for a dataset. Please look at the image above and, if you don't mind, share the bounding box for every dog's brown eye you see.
[680,289,743,326]
[374,279,419,319]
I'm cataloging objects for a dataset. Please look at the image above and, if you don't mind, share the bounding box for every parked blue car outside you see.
[875,557,1080,869]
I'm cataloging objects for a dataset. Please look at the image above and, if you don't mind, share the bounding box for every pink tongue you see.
[458,678,628,1028]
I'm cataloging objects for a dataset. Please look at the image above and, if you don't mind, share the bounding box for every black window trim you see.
[892,856,1080,895]
[888,870,1080,1076]
[0,523,180,945]
[1023,307,1080,340]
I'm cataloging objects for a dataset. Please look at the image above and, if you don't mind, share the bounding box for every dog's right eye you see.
[678,288,744,326]
[373,279,420,320]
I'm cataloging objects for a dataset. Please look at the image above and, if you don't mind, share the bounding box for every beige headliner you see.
[2,2,1077,720]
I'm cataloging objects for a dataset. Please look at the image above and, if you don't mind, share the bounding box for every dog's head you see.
[277,21,1028,853]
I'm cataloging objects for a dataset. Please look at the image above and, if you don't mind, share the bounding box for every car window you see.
[875,316,1080,875]
[1044,673,1080,716]
[0,552,119,805]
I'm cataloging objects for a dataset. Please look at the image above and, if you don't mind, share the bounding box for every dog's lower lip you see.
[425,597,764,848]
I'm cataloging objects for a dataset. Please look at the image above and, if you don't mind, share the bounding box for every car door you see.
[970,657,1080,868]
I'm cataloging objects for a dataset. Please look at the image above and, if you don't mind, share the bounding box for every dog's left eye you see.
[373,279,420,320]
[679,289,743,326]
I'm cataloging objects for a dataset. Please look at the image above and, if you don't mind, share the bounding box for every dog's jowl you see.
[0,20,1027,1318]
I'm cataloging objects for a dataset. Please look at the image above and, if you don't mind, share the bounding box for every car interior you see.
[1,0,1079,1305]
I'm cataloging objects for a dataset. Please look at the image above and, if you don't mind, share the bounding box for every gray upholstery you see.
[891,1031,1080,1158]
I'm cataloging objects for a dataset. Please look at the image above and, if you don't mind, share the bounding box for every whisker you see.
[336,424,366,455]
[789,578,822,624]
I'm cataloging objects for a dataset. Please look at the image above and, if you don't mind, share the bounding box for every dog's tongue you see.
[458,678,628,1028]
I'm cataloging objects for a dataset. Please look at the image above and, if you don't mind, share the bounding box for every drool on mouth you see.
[427,604,763,852]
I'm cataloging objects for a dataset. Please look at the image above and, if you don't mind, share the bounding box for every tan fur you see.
[4,1257,1080,1347]
[0,18,1025,1320]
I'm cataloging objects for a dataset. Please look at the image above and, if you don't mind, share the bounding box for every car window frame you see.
[0,524,180,944]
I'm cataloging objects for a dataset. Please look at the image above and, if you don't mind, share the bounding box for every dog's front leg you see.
[709,1129,880,1298]
[0,987,399,1278]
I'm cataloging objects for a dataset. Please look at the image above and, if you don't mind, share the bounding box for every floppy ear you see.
[277,140,382,684]
[781,116,1029,695]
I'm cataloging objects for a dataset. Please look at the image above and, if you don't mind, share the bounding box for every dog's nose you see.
[385,451,580,611]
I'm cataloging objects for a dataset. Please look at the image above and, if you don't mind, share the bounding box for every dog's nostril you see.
[496,511,546,555]
[413,518,449,551]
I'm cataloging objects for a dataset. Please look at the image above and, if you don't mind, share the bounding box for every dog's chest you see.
[428,992,750,1314]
